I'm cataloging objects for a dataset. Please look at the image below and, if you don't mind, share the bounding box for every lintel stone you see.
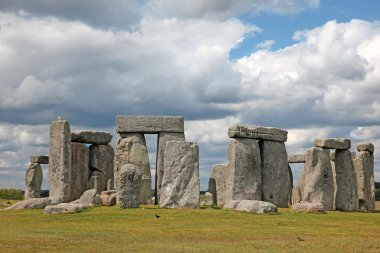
[314,138,351,150]
[30,155,49,164]
[356,143,374,153]
[116,116,184,133]
[71,130,112,144]
[228,125,287,142]
[288,154,305,163]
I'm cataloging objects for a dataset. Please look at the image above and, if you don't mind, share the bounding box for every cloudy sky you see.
[0,0,379,190]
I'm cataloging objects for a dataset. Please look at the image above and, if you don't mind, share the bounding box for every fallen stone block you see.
[78,189,102,207]
[292,202,325,213]
[100,190,117,206]
[235,200,278,214]
[5,197,61,210]
[71,130,112,145]
[30,156,49,164]
[288,154,306,163]
[314,138,351,150]
[116,116,184,133]
[44,203,84,214]
[228,125,287,142]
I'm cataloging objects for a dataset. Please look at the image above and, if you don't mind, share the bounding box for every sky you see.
[0,0,379,191]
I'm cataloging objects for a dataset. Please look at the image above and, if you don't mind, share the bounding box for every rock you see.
[25,163,43,199]
[89,144,114,191]
[228,124,287,142]
[88,175,102,194]
[208,177,217,205]
[292,202,325,213]
[107,179,114,191]
[356,143,374,154]
[210,164,228,206]
[235,200,278,214]
[288,154,306,163]
[331,160,337,210]
[160,141,200,208]
[30,156,49,164]
[114,133,151,204]
[5,197,61,210]
[314,138,351,150]
[260,140,292,207]
[116,116,184,133]
[204,192,213,206]
[335,149,358,211]
[300,147,334,211]
[118,164,142,208]
[354,151,376,211]
[225,138,262,203]
[70,142,89,201]
[223,200,241,209]
[291,186,301,206]
[71,130,112,145]
[100,191,117,206]
[79,189,102,206]
[49,118,72,203]
[44,203,83,214]
[156,132,185,203]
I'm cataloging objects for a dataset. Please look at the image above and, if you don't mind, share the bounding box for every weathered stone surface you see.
[100,190,117,206]
[88,174,102,194]
[292,202,325,213]
[79,189,102,206]
[107,179,114,191]
[30,156,49,164]
[223,200,241,209]
[160,141,200,208]
[300,147,334,211]
[330,151,356,161]
[204,192,213,206]
[71,130,112,145]
[114,133,151,204]
[25,163,43,199]
[335,149,359,211]
[156,132,185,203]
[118,164,142,208]
[331,161,337,210]
[89,144,114,191]
[49,118,72,203]
[5,197,61,210]
[70,143,89,201]
[355,151,376,211]
[235,200,278,213]
[314,138,351,150]
[288,154,306,163]
[210,164,228,206]
[116,116,184,133]
[356,143,374,153]
[228,124,287,142]
[225,139,262,204]
[260,140,292,207]
[44,203,83,214]
[208,177,217,205]
[291,186,301,206]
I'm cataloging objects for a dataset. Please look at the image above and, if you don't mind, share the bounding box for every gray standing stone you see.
[71,130,112,145]
[355,150,375,211]
[88,174,102,194]
[314,138,351,150]
[210,164,228,206]
[235,200,278,213]
[228,125,287,142]
[291,185,301,206]
[156,132,185,203]
[25,163,43,199]
[159,141,200,208]
[118,164,142,208]
[225,138,262,205]
[89,144,114,191]
[208,177,217,205]
[301,147,334,211]
[107,179,114,191]
[30,156,49,164]
[114,133,151,205]
[116,116,184,133]
[49,118,72,203]
[70,142,89,201]
[260,140,292,207]
[331,160,337,210]
[335,149,358,211]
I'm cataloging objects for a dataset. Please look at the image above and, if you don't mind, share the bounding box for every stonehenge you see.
[25,161,43,199]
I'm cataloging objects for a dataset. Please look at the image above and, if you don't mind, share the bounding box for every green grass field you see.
[0,201,379,253]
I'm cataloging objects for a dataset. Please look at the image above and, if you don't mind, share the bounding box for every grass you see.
[0,201,379,253]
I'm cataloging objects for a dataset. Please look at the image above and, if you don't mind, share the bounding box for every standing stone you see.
[25,163,43,199]
[114,133,151,204]
[107,179,114,191]
[225,138,262,205]
[89,144,114,191]
[355,147,375,211]
[70,142,89,201]
[210,164,228,206]
[260,140,292,207]
[49,118,72,202]
[156,132,185,203]
[160,141,200,208]
[118,164,141,208]
[88,175,102,194]
[330,160,337,210]
[335,149,358,211]
[208,177,217,205]
[204,192,213,205]
[301,147,334,211]
[291,185,301,206]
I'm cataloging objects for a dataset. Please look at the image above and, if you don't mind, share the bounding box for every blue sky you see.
[0,0,379,191]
